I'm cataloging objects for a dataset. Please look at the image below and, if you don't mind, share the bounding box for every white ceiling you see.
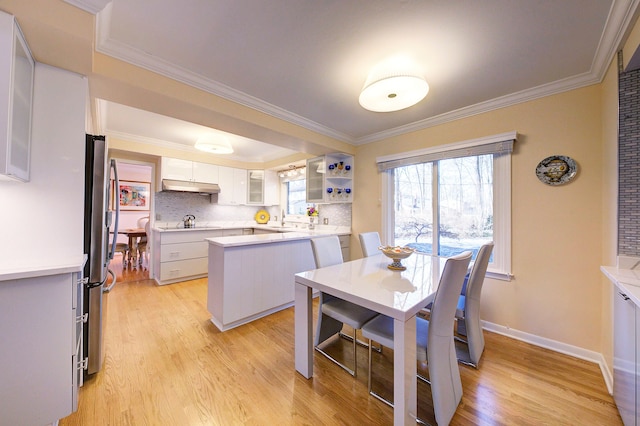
[69,0,637,161]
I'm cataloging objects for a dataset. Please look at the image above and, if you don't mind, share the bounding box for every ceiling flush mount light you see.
[359,59,429,112]
[194,136,234,154]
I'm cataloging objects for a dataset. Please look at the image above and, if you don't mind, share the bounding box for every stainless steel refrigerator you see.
[83,134,120,376]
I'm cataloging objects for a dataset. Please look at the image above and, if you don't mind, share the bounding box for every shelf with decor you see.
[306,153,353,203]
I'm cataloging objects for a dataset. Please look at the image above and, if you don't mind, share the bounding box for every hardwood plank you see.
[61,277,621,425]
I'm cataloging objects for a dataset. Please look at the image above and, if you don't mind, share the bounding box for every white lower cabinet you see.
[154,229,223,285]
[0,269,83,425]
[614,282,640,425]
[207,238,316,331]
[339,234,350,261]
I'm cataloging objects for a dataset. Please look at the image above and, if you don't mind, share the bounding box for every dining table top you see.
[295,252,447,322]
[117,228,146,236]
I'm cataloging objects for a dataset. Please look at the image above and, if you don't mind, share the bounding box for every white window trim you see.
[379,132,514,281]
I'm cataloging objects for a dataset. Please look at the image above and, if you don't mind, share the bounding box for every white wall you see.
[0,63,86,269]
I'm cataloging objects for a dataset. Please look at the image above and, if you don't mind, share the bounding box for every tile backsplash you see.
[619,67,640,256]
[155,191,351,228]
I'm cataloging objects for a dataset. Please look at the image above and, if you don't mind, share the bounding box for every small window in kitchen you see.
[286,179,311,216]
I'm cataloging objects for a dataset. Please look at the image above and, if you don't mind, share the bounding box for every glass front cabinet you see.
[306,153,353,203]
[0,12,34,182]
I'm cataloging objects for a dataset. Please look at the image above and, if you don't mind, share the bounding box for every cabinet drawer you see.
[160,241,208,262]
[161,230,222,244]
[160,258,208,281]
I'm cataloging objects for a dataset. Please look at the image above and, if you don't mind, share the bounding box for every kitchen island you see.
[206,231,336,331]
[152,223,350,285]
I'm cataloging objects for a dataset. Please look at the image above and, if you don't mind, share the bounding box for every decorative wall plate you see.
[254,209,270,224]
[535,155,577,186]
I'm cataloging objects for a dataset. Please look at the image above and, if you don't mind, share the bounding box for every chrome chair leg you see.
[339,330,382,352]
[315,328,359,377]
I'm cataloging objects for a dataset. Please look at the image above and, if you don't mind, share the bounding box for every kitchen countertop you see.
[153,221,350,236]
[0,254,86,282]
[207,231,326,248]
[601,257,640,306]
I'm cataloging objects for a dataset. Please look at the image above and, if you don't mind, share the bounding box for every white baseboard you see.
[482,320,613,395]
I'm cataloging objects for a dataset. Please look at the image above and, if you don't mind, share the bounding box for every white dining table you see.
[294,252,447,426]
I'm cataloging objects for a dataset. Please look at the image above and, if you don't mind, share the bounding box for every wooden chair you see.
[136,217,150,265]
[109,242,129,267]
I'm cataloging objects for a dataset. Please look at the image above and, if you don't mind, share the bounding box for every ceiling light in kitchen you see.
[194,136,234,154]
[359,56,429,113]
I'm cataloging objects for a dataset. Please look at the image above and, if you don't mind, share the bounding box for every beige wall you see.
[353,85,605,351]
[600,56,618,376]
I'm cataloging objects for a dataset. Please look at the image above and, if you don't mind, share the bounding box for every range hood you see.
[161,179,220,194]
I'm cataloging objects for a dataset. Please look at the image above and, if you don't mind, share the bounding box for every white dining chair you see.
[310,236,378,377]
[358,232,382,257]
[455,242,494,368]
[361,251,472,425]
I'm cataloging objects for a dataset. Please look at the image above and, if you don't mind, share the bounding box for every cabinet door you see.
[614,286,636,425]
[0,13,34,182]
[193,162,219,184]
[0,273,74,424]
[264,170,280,206]
[161,157,193,181]
[247,170,264,204]
[306,156,325,202]
[217,166,235,204]
[234,168,247,205]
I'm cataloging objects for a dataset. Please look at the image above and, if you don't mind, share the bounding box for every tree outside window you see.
[393,154,494,259]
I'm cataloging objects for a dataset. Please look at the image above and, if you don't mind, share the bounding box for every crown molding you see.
[354,71,600,145]
[95,7,353,145]
[105,130,289,164]
[94,0,639,146]
[63,0,110,14]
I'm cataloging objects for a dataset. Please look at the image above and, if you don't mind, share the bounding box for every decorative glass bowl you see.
[379,246,415,271]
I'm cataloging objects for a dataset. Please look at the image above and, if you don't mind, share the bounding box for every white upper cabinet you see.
[264,170,279,206]
[192,161,219,183]
[218,166,247,205]
[247,170,264,204]
[0,12,34,182]
[306,153,353,203]
[161,157,192,181]
[160,157,219,188]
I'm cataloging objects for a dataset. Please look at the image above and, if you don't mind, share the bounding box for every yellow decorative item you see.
[254,209,270,224]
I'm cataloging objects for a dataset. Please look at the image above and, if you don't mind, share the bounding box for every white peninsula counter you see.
[206,232,319,331]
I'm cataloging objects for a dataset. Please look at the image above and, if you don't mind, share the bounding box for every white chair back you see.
[310,236,343,268]
[358,232,381,257]
[459,242,494,366]
[427,250,472,426]
[466,243,493,302]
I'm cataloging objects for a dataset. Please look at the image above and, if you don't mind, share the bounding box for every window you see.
[378,132,514,280]
[286,179,309,215]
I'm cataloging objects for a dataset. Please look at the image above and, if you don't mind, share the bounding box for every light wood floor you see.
[61,271,621,425]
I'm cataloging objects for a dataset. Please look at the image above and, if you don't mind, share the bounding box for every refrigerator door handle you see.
[109,158,120,260]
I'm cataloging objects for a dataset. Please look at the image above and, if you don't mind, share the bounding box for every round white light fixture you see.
[359,59,429,112]
[194,136,234,154]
